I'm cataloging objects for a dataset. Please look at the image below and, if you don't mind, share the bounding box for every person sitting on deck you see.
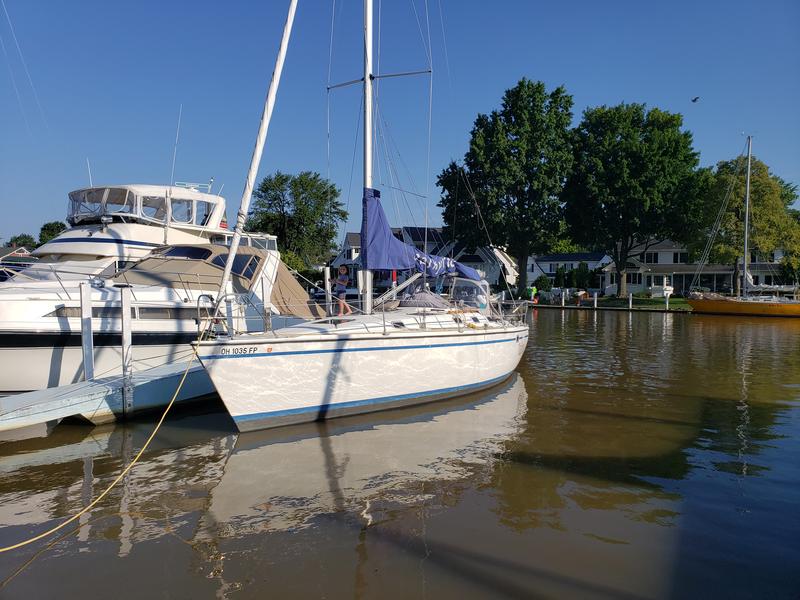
[336,265,352,316]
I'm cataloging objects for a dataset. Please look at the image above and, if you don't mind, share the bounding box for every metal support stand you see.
[120,286,133,417]
[324,266,333,316]
[79,282,94,381]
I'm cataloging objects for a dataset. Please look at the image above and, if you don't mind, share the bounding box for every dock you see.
[0,361,214,441]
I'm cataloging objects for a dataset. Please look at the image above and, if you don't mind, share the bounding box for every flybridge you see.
[67,184,225,229]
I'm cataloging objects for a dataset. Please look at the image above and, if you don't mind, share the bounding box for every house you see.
[600,240,792,296]
[0,246,34,282]
[528,252,612,283]
[331,229,518,287]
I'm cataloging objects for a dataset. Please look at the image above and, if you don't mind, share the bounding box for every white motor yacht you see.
[0,243,322,393]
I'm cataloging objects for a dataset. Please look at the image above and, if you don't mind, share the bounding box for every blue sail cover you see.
[360,188,481,281]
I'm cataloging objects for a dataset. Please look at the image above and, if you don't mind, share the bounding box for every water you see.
[0,309,798,598]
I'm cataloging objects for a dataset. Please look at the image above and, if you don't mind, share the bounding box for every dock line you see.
[0,323,211,554]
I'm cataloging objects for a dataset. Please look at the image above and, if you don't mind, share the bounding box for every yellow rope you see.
[0,328,208,553]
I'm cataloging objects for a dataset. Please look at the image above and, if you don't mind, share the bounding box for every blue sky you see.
[1,0,798,245]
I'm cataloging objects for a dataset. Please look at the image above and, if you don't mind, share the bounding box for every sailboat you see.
[193,0,529,432]
[688,136,800,317]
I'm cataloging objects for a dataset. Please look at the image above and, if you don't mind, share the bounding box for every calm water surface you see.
[0,309,798,598]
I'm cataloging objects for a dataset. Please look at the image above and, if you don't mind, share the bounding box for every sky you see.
[0,0,798,245]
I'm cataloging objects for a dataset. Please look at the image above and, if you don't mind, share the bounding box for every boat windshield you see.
[450,278,490,312]
[69,187,135,222]
[67,187,219,228]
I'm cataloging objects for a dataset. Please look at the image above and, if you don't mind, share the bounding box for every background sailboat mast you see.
[217,0,298,303]
[361,0,374,314]
[742,135,752,298]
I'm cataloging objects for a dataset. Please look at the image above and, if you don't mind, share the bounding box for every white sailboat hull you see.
[197,325,529,431]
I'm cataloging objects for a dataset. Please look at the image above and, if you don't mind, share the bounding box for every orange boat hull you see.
[687,297,800,317]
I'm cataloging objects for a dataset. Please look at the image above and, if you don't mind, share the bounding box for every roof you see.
[629,239,684,252]
[0,247,31,260]
[344,232,361,248]
[402,227,445,245]
[535,251,608,262]
[68,184,225,204]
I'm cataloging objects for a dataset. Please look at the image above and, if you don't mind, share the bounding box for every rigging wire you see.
[0,29,31,136]
[690,141,748,290]
[0,0,46,128]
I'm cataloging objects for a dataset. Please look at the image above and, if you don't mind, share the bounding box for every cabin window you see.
[105,188,134,214]
[69,188,105,216]
[141,196,167,222]
[170,199,193,224]
[242,256,261,279]
[232,254,252,276]
[138,307,201,320]
[195,201,214,226]
[45,306,135,318]
[159,247,213,260]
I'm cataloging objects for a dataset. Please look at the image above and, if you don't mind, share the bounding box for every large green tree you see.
[563,103,706,297]
[38,221,67,246]
[247,171,346,267]
[6,233,36,248]
[437,78,574,295]
[697,156,800,293]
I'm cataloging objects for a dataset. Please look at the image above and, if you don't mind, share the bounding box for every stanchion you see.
[79,282,94,381]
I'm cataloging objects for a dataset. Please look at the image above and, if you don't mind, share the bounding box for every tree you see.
[554,265,567,288]
[39,221,67,246]
[247,171,346,267]
[697,156,800,294]
[563,103,706,297]
[7,233,35,248]
[574,262,591,289]
[437,79,574,295]
[533,274,552,292]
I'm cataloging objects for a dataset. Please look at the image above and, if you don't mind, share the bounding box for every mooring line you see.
[0,325,210,554]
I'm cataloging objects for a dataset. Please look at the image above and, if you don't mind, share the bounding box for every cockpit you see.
[67,185,223,229]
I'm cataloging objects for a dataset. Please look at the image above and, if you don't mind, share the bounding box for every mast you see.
[742,135,752,298]
[361,0,374,314]
[217,0,298,304]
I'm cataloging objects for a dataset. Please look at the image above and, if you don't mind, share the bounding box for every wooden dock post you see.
[560,290,565,307]
[593,291,598,309]
[628,292,633,310]
[79,282,94,381]
[120,285,133,417]
[665,294,670,311]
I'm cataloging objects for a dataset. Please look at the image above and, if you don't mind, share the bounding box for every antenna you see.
[169,104,183,185]
[86,157,93,187]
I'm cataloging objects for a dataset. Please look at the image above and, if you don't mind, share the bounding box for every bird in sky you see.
[691,96,700,103]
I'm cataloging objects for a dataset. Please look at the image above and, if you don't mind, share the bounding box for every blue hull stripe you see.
[46,237,160,247]
[205,336,521,360]
[233,373,512,423]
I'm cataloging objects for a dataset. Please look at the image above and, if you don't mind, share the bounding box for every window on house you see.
[548,263,555,273]
[765,275,773,285]
[673,252,688,263]
[641,252,658,264]
[626,272,642,285]
[752,275,760,285]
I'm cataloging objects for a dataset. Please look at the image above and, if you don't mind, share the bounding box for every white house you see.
[601,239,793,296]
[528,252,612,283]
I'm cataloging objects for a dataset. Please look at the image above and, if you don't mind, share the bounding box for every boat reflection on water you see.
[202,374,528,536]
